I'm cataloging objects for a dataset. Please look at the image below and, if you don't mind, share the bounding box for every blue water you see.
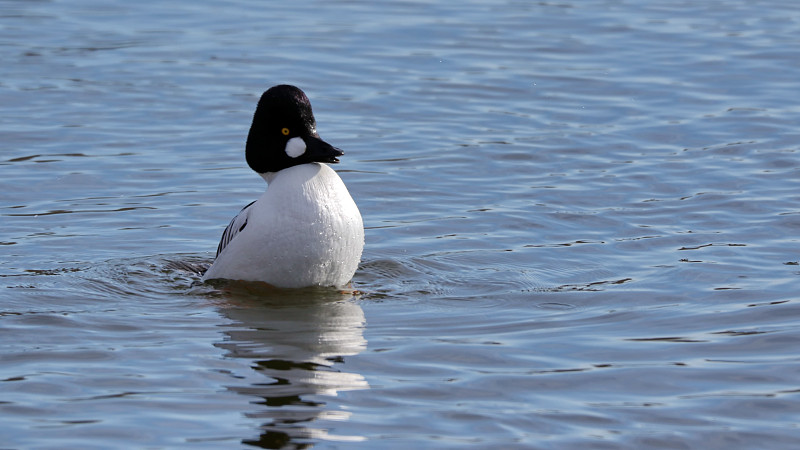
[2,0,800,448]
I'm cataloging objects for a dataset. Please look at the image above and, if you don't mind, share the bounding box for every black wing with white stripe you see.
[215,200,256,258]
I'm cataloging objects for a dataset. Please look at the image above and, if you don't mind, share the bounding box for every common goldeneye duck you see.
[203,85,364,288]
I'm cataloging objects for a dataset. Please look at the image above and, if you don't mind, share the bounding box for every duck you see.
[203,85,364,288]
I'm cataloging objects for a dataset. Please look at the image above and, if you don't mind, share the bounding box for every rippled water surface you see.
[2,0,800,448]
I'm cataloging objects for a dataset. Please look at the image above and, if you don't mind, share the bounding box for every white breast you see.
[203,163,364,288]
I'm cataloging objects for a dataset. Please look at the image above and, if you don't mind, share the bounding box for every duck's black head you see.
[245,84,343,174]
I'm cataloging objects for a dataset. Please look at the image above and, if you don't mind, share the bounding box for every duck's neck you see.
[258,163,327,186]
[258,172,278,185]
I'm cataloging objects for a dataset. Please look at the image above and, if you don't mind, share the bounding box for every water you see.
[2,0,800,448]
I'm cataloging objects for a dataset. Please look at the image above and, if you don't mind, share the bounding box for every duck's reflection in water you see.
[213,283,368,449]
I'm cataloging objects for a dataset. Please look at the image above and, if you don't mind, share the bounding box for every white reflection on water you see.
[211,284,368,447]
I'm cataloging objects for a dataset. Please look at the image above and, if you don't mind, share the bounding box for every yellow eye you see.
[281,127,290,136]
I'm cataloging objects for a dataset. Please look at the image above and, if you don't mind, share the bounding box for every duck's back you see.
[204,163,364,287]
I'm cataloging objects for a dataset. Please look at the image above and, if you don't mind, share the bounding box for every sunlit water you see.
[2,0,800,448]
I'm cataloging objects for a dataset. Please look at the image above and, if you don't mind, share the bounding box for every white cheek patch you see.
[285,137,306,158]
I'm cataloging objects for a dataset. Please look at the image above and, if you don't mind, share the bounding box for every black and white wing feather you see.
[215,200,256,257]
